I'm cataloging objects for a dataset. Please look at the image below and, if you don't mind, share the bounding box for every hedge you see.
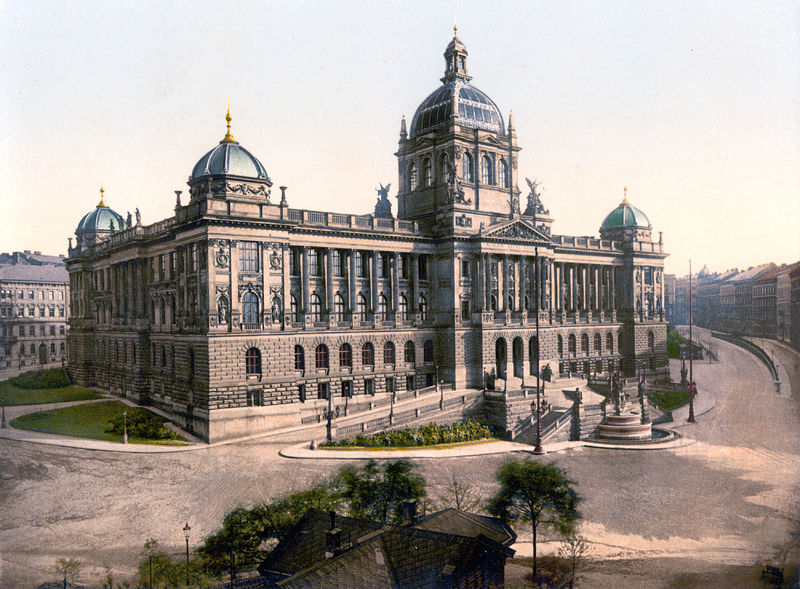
[322,420,494,448]
[9,367,71,389]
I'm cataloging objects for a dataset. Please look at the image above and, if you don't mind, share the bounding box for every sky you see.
[1,0,798,277]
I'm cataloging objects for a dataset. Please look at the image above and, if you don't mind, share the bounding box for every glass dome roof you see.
[190,141,270,182]
[601,202,651,230]
[76,204,127,235]
[411,80,504,137]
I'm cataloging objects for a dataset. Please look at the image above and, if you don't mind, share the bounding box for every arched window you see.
[439,153,451,183]
[558,335,564,357]
[581,333,589,354]
[339,343,352,368]
[404,340,416,364]
[290,295,299,322]
[245,347,261,375]
[568,334,576,355]
[408,162,418,191]
[362,342,374,366]
[309,293,322,322]
[333,294,346,321]
[423,339,434,363]
[161,345,167,367]
[377,294,389,321]
[594,333,602,353]
[356,294,368,321]
[399,294,408,320]
[481,155,493,185]
[648,331,655,350]
[294,345,305,370]
[498,158,509,188]
[418,295,428,321]
[383,341,396,365]
[462,153,473,182]
[422,158,432,186]
[242,292,259,325]
[606,332,614,352]
[315,344,329,369]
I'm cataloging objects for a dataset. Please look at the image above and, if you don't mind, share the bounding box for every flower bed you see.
[322,421,495,448]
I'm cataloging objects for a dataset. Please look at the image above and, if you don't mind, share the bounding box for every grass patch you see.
[10,400,190,445]
[321,438,500,451]
[0,381,103,406]
[648,389,691,411]
[322,421,497,448]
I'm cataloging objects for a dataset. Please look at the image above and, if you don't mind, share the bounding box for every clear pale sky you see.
[1,1,798,277]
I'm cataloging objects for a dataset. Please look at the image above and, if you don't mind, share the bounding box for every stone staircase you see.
[575,404,605,441]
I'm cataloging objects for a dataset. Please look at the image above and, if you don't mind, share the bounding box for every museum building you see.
[66,33,668,442]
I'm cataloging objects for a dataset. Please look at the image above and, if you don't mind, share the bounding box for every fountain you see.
[595,375,660,442]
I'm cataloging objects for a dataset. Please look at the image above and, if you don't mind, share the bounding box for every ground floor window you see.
[317,382,329,400]
[298,384,306,402]
[426,373,434,387]
[341,380,352,397]
[385,376,395,394]
[406,375,414,391]
[364,378,374,396]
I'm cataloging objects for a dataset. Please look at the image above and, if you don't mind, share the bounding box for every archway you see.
[512,337,523,378]
[495,338,507,380]
[38,343,48,365]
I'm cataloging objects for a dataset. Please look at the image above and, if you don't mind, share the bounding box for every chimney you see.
[402,499,418,525]
[325,510,342,559]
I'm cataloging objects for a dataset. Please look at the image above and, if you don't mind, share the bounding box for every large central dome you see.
[410,32,505,138]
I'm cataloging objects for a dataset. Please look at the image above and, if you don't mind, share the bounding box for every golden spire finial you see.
[622,186,629,204]
[221,98,236,143]
[453,22,458,40]
[97,184,106,207]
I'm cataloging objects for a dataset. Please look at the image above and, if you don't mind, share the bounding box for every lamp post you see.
[687,260,696,423]
[324,387,333,443]
[436,364,443,409]
[533,245,544,455]
[182,522,191,586]
[122,410,128,444]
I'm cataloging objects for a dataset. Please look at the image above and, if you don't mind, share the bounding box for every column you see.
[410,254,419,313]
[281,245,290,323]
[548,259,554,315]
[484,254,492,311]
[348,250,357,315]
[502,255,510,311]
[569,264,576,312]
[371,251,379,315]
[301,248,309,313]
[611,267,616,312]
[391,252,400,318]
[519,257,527,312]
[582,265,588,311]
[325,248,334,315]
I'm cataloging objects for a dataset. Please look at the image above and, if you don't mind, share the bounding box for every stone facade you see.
[67,34,668,442]
[0,252,69,372]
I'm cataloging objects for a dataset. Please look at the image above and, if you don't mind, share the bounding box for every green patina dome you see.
[76,189,128,235]
[601,200,651,230]
[190,109,270,182]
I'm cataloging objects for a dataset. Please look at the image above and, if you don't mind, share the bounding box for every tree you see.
[55,558,81,589]
[337,460,426,524]
[437,476,483,512]
[558,533,589,588]
[487,461,580,585]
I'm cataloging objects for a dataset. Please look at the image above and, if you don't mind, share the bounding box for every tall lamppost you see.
[182,522,191,586]
[436,364,443,409]
[324,387,334,442]
[533,245,544,455]
[687,260,696,423]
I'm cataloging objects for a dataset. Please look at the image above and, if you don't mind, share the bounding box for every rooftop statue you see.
[374,183,394,218]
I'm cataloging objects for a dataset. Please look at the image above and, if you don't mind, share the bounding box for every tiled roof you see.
[413,508,516,547]
[0,264,68,283]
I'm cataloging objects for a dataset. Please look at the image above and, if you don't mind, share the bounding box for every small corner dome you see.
[75,202,127,235]
[600,201,651,231]
[189,109,270,183]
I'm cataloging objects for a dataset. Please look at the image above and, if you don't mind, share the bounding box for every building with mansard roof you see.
[66,32,668,442]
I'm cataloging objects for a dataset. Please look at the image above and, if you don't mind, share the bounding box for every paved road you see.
[1,334,798,588]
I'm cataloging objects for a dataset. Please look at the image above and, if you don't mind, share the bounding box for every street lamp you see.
[687,260,696,423]
[436,364,443,409]
[532,245,544,455]
[183,522,191,586]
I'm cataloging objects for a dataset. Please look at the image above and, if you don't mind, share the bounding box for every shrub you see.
[10,368,71,389]
[104,408,179,440]
[323,420,494,448]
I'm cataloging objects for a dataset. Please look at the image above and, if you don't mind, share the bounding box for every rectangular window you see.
[355,252,364,277]
[341,380,352,397]
[406,375,414,391]
[385,376,395,394]
[49,326,55,336]
[461,299,470,320]
[60,326,65,335]
[400,254,409,280]
[418,255,428,280]
[332,250,342,277]
[240,241,260,272]
[364,378,374,396]
[376,252,384,278]
[19,326,24,336]
[48,291,54,300]
[289,248,300,276]
[309,249,319,276]
[317,382,329,400]
[169,252,175,278]
[461,260,470,278]
[159,255,165,280]
[298,384,306,402]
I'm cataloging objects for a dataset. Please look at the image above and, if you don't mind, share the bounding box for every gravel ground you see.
[1,333,798,588]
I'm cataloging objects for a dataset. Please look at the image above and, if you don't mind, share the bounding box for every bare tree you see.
[56,558,81,589]
[437,476,483,512]
[558,534,589,588]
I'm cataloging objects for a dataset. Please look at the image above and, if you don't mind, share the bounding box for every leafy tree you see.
[487,461,580,585]
[197,485,341,579]
[667,325,683,359]
[437,476,483,512]
[55,558,81,588]
[337,460,426,524]
[558,533,589,588]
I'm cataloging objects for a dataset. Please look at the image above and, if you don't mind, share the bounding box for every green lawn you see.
[0,381,104,406]
[10,400,190,445]
[648,389,691,412]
